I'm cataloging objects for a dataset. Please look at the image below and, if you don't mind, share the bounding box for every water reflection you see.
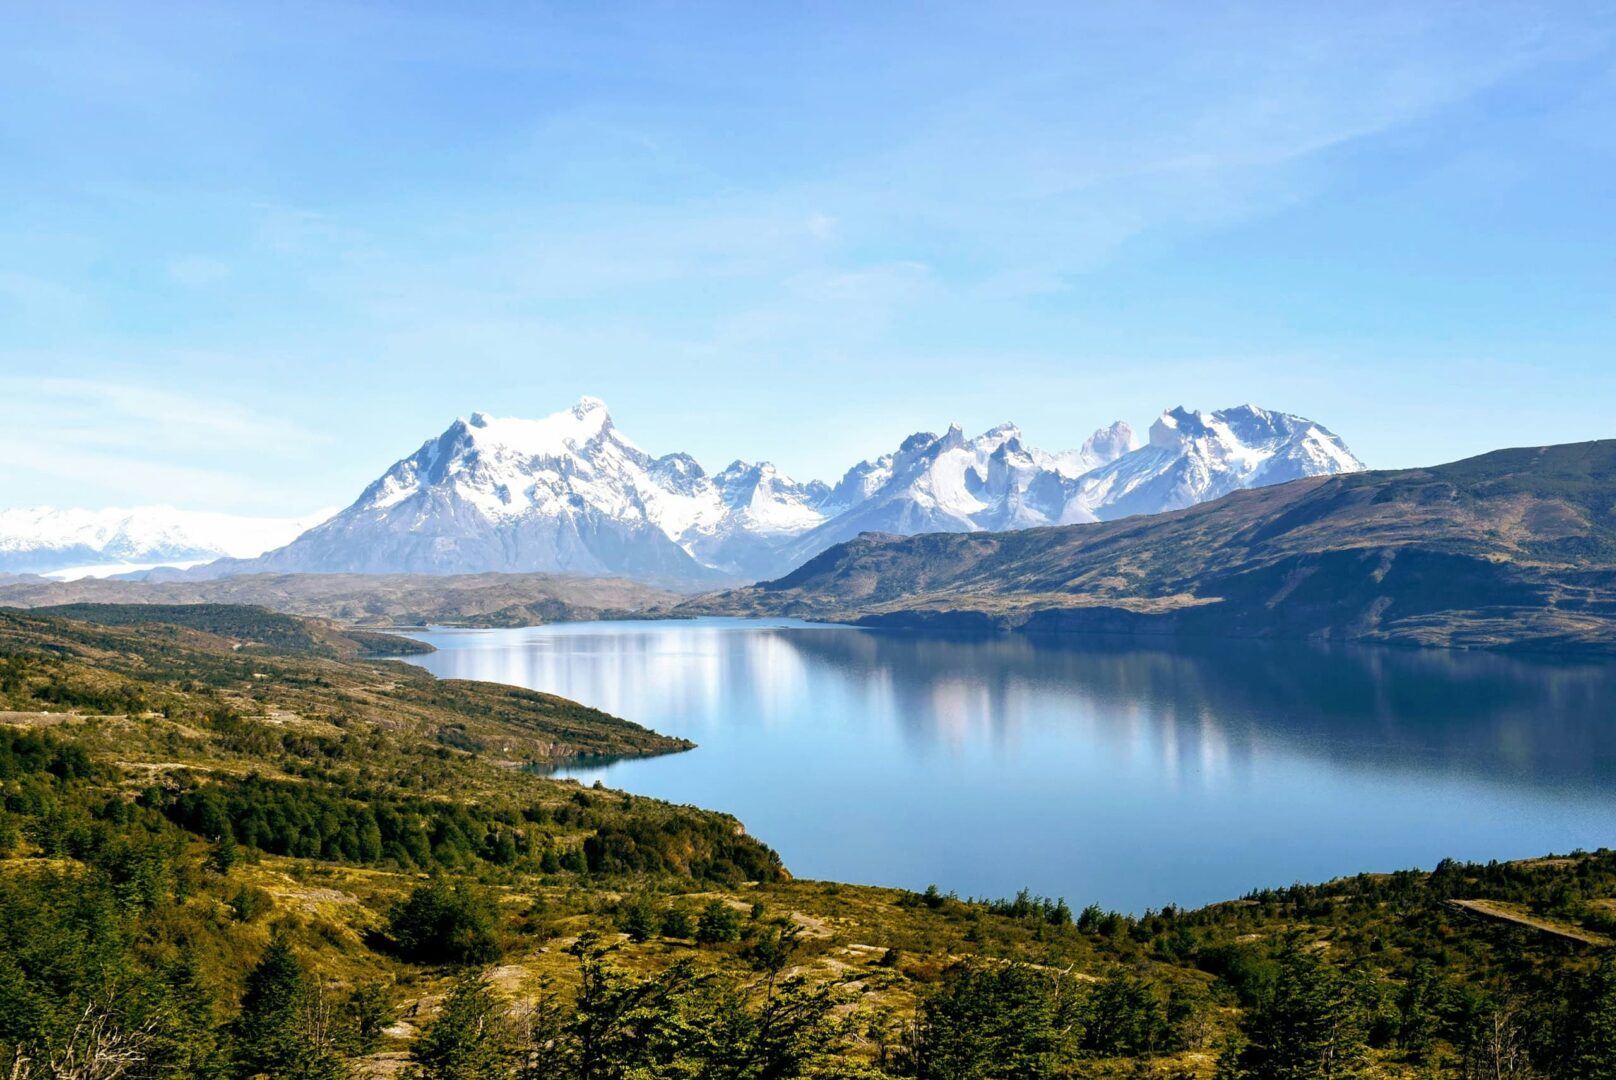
[405,620,1616,912]
[777,629,1616,793]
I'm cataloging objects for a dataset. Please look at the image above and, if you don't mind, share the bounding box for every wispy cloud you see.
[0,374,332,511]
[0,375,325,448]
[0,1,1608,494]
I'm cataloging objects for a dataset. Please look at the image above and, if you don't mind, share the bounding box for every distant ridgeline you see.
[165,397,1362,589]
[0,571,682,629]
[2,603,1616,1075]
[691,439,1616,655]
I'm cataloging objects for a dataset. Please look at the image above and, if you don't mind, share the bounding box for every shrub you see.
[661,904,695,939]
[386,880,501,966]
[230,885,274,922]
[615,895,660,943]
[695,901,742,944]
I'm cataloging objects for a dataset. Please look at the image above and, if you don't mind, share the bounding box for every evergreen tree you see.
[1232,944,1368,1080]
[744,920,804,998]
[904,961,1061,1080]
[1080,975,1167,1056]
[147,952,229,1078]
[710,976,845,1080]
[409,973,516,1080]
[342,982,393,1057]
[615,895,659,943]
[208,829,239,875]
[230,939,348,1080]
[387,880,501,966]
[661,904,695,940]
[1570,959,1616,1078]
[562,933,715,1080]
[696,901,742,944]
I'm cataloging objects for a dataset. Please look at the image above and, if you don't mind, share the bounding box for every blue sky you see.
[2,1,1613,515]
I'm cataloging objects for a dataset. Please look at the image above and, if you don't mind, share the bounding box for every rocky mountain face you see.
[175,398,1364,587]
[1070,406,1365,520]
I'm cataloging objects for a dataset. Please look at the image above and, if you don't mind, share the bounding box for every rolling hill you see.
[0,571,679,628]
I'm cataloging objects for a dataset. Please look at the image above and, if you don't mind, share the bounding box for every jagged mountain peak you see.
[168,397,1363,588]
[898,431,938,453]
[1080,421,1137,466]
[449,398,619,458]
[1085,404,1363,519]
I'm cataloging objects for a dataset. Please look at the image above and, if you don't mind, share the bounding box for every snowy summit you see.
[197,397,1364,588]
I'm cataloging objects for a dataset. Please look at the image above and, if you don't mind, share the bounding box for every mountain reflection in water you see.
[405,619,1616,911]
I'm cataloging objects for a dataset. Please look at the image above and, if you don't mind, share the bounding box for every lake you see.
[403,618,1616,913]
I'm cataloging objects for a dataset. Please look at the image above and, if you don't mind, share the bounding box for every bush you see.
[230,885,274,922]
[661,904,695,939]
[615,895,660,943]
[386,880,501,966]
[695,901,742,944]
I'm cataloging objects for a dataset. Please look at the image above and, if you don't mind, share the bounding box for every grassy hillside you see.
[25,603,436,658]
[689,440,1616,653]
[0,571,681,628]
[0,605,689,765]
[1,605,1616,1076]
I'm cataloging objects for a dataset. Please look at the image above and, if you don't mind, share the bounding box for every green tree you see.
[1393,961,1442,1062]
[387,880,501,966]
[1081,975,1166,1056]
[904,961,1062,1080]
[230,939,348,1079]
[661,904,695,940]
[696,901,742,944]
[208,829,239,874]
[1570,959,1616,1078]
[1232,944,1368,1080]
[147,952,229,1078]
[615,895,659,943]
[558,933,716,1080]
[744,920,805,998]
[342,981,393,1056]
[700,976,846,1080]
[409,973,516,1080]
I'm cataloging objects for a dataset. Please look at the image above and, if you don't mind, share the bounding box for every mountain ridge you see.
[682,439,1616,654]
[178,397,1362,587]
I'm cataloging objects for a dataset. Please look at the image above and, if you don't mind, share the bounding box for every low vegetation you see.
[2,604,1615,1077]
[0,571,680,628]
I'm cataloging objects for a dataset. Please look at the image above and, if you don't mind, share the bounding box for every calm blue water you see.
[403,619,1616,912]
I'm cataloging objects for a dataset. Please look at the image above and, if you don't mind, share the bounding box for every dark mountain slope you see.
[687,440,1616,653]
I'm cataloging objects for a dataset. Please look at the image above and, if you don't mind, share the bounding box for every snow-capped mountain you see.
[773,420,1123,565]
[771,407,1361,567]
[1071,405,1364,520]
[206,398,831,586]
[0,507,332,578]
[196,397,1362,588]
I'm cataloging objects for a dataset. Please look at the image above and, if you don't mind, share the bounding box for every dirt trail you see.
[1447,899,1611,946]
